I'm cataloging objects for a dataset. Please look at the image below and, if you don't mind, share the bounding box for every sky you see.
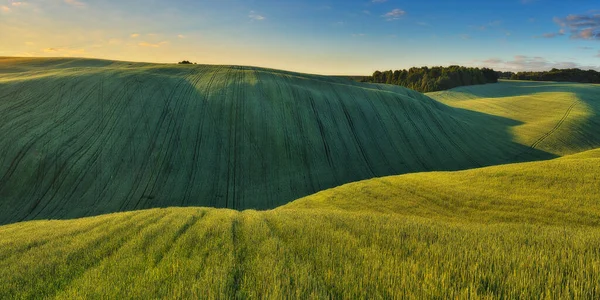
[1,0,599,75]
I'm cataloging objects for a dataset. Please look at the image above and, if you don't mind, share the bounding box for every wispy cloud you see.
[64,0,85,8]
[130,33,140,38]
[383,9,405,21]
[138,41,169,48]
[472,20,502,31]
[536,29,565,38]
[554,13,600,40]
[249,11,265,21]
[177,34,185,39]
[43,47,86,56]
[481,55,600,71]
[1,5,10,12]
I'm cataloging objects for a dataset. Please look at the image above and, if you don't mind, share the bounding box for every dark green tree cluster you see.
[178,60,196,65]
[496,71,515,79]
[510,68,600,83]
[365,66,499,92]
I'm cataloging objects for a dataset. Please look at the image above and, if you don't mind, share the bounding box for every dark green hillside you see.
[0,58,565,223]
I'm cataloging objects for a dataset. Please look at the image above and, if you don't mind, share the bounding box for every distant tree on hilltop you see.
[178,60,195,65]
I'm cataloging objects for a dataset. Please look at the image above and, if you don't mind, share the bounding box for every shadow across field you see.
[0,64,557,224]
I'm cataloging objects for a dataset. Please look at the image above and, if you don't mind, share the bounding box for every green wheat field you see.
[1,57,600,298]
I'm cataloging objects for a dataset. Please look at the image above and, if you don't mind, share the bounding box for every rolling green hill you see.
[1,149,599,298]
[429,80,600,156]
[2,58,584,224]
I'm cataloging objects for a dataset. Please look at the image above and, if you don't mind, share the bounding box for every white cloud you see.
[383,9,405,21]
[177,34,185,39]
[1,5,11,12]
[130,33,140,38]
[249,11,265,21]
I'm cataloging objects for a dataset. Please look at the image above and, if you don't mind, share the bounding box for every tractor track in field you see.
[422,104,482,168]
[114,75,169,210]
[342,86,399,175]
[224,66,238,209]
[183,66,224,206]
[140,69,205,207]
[372,92,424,172]
[43,75,141,218]
[395,97,438,171]
[513,99,579,161]
[149,69,206,203]
[88,74,147,212]
[0,79,97,196]
[331,85,377,178]
[125,73,190,211]
[308,94,338,184]
[27,78,125,219]
[279,73,318,195]
[408,101,458,169]
[530,100,578,150]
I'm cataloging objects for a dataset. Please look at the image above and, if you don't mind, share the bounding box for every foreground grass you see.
[5,58,600,223]
[1,150,599,298]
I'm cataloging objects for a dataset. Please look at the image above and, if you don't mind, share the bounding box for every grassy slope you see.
[429,80,600,156]
[0,58,575,223]
[1,150,599,298]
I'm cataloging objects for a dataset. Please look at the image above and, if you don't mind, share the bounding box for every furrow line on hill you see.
[280,74,318,195]
[146,69,205,206]
[530,100,578,150]
[115,75,171,210]
[307,94,337,185]
[372,92,425,172]
[183,66,224,206]
[27,80,114,220]
[34,75,139,218]
[89,74,153,212]
[394,96,440,171]
[330,85,377,178]
[126,74,190,210]
[0,82,64,134]
[423,106,482,168]
[343,86,399,175]
[223,67,236,209]
[251,69,275,200]
[0,78,96,197]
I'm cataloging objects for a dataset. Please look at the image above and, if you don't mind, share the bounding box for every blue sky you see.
[1,0,599,74]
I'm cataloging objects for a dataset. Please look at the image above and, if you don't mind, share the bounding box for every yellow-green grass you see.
[1,150,599,298]
[2,58,578,223]
[429,80,600,156]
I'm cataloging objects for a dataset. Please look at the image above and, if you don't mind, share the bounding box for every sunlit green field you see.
[1,150,599,298]
[2,58,600,298]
